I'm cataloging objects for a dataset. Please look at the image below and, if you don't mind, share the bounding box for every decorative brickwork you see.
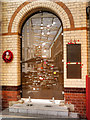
[2,86,21,109]
[64,88,86,93]
[8,1,74,34]
[63,27,87,31]
[2,85,21,91]
[64,88,86,118]
[2,32,20,36]
[8,2,29,33]
[9,1,72,33]
[56,2,74,28]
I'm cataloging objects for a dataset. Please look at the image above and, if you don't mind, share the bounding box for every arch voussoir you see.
[8,1,75,33]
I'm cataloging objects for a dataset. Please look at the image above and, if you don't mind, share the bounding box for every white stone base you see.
[9,103,68,117]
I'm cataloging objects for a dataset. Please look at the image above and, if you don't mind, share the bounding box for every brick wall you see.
[51,33,63,86]
[64,30,87,88]
[87,2,90,74]
[0,1,2,111]
[1,0,88,88]
[1,0,88,118]
[2,86,21,109]
[64,88,86,118]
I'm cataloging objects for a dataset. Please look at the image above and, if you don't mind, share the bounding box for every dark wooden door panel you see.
[67,44,81,62]
[67,64,81,79]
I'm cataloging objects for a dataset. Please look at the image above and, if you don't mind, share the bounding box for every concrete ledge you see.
[69,112,80,118]
[9,103,69,117]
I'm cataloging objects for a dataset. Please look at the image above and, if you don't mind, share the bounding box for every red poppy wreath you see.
[2,50,13,63]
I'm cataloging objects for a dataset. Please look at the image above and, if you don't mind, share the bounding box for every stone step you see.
[69,112,80,118]
[9,103,69,117]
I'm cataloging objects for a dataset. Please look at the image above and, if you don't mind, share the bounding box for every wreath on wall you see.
[2,50,13,63]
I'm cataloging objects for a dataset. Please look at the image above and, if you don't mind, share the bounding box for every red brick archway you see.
[8,1,75,34]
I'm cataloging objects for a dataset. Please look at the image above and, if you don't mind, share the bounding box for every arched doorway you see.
[2,0,87,118]
[7,0,75,101]
[21,11,64,100]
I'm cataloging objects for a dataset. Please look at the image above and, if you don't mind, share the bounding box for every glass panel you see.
[21,12,63,99]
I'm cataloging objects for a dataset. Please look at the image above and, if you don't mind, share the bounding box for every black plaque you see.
[67,44,81,62]
[67,64,81,79]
